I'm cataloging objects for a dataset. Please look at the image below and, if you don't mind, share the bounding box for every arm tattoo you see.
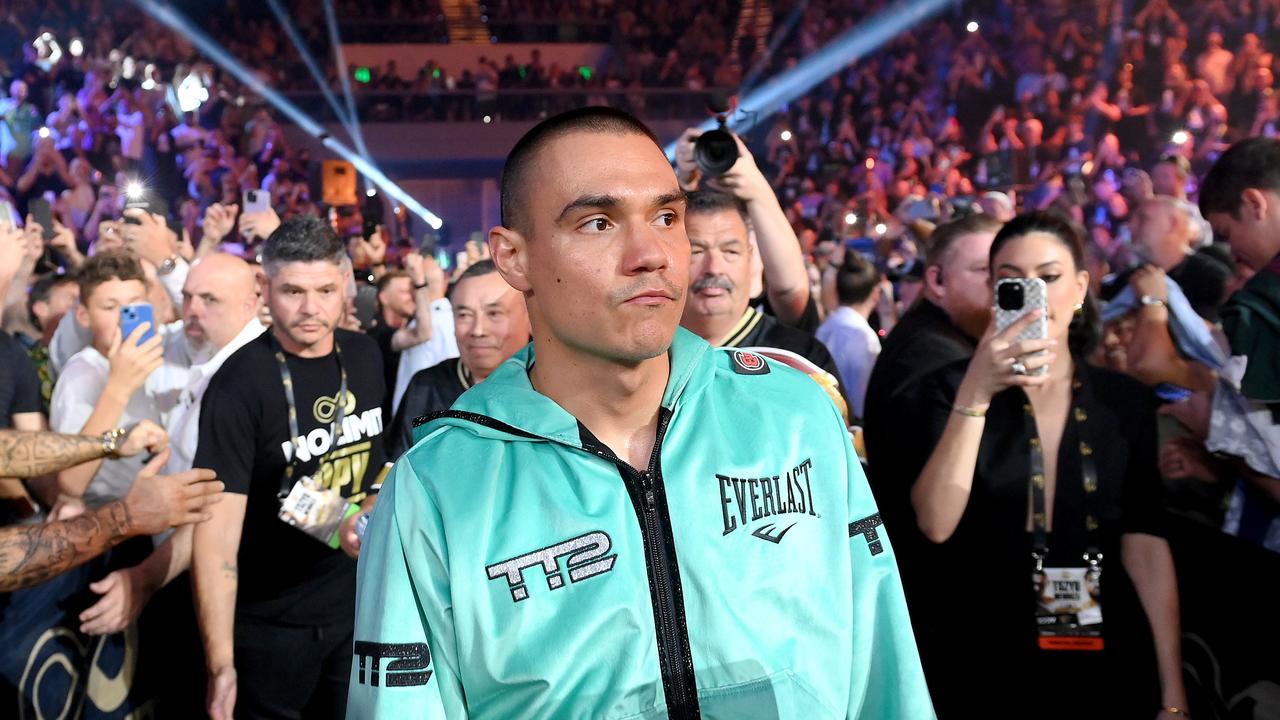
[221,560,238,580]
[0,501,133,592]
[0,430,105,479]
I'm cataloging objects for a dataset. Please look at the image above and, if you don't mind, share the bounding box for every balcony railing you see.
[280,86,726,123]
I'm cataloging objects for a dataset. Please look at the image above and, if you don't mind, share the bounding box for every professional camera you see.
[694,92,739,177]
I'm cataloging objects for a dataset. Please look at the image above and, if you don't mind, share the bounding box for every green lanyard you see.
[269,333,348,495]
[1027,369,1102,574]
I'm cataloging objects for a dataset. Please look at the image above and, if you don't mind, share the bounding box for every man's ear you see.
[924,264,945,299]
[489,225,532,293]
[1241,188,1270,223]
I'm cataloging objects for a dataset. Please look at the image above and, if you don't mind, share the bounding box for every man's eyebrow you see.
[653,191,688,209]
[555,191,687,223]
[556,194,621,222]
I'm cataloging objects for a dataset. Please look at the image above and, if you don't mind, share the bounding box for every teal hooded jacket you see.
[348,328,934,719]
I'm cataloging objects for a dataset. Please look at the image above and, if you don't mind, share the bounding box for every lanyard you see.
[1028,368,1102,573]
[269,333,348,492]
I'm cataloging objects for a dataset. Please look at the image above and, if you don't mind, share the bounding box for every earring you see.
[1073,302,1084,317]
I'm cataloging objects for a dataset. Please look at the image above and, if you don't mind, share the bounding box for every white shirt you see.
[50,344,187,506]
[392,298,458,415]
[165,318,266,474]
[816,306,881,419]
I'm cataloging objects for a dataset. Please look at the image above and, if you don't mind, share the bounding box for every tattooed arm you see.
[0,422,169,479]
[0,500,134,591]
[0,450,221,593]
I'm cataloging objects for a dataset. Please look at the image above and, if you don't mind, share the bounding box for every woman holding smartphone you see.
[907,213,1186,718]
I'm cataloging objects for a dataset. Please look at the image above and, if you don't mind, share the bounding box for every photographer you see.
[676,127,815,330]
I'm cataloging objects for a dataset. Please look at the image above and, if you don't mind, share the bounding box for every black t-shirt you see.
[194,329,387,625]
[0,330,41,428]
[909,360,1164,717]
[861,299,976,644]
[864,299,976,493]
[387,357,469,461]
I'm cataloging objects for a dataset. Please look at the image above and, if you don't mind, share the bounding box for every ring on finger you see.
[1011,360,1028,376]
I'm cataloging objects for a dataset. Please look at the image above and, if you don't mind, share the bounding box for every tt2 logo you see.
[485,531,617,603]
[353,641,432,687]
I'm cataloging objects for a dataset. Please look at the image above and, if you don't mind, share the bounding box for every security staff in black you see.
[191,216,387,720]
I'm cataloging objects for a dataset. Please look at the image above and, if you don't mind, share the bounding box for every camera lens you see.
[694,128,740,177]
[996,281,1025,311]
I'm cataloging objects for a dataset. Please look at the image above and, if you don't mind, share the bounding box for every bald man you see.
[1113,196,1231,321]
[167,252,265,474]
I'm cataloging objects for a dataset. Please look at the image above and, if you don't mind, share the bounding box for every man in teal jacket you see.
[349,107,933,719]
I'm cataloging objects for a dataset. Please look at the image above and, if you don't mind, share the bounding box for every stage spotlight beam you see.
[664,0,960,160]
[125,0,442,229]
[322,0,371,165]
[264,0,357,134]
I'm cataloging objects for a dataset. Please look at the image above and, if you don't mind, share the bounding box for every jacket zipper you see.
[586,408,700,719]
[423,407,700,716]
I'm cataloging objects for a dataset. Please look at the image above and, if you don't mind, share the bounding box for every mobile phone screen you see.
[29,198,56,240]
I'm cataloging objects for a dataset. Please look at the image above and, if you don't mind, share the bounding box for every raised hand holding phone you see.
[108,306,163,398]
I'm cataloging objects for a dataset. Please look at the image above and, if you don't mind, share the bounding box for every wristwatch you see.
[1139,294,1167,309]
[100,427,128,458]
[157,255,179,276]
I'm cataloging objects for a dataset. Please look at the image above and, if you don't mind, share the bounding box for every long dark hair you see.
[989,212,1101,357]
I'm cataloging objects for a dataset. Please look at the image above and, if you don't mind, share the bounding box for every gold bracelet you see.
[952,404,988,418]
[1163,707,1189,717]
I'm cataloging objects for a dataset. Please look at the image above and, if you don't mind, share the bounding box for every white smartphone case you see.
[994,278,1049,375]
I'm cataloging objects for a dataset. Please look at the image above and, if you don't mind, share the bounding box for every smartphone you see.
[0,199,17,230]
[120,302,157,345]
[994,278,1049,375]
[242,188,271,214]
[28,198,57,241]
[122,190,166,224]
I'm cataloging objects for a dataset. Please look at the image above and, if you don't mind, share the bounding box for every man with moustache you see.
[387,260,531,461]
[193,217,388,720]
[349,107,930,719]
[679,189,845,389]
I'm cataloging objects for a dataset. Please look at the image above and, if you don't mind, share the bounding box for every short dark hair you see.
[685,189,749,227]
[28,272,77,329]
[446,260,500,301]
[1200,137,1280,218]
[500,106,661,233]
[990,212,1100,356]
[455,259,498,284]
[925,213,1003,270]
[261,215,346,276]
[78,250,145,303]
[835,252,879,306]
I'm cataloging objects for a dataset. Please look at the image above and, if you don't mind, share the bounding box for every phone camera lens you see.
[997,282,1025,311]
